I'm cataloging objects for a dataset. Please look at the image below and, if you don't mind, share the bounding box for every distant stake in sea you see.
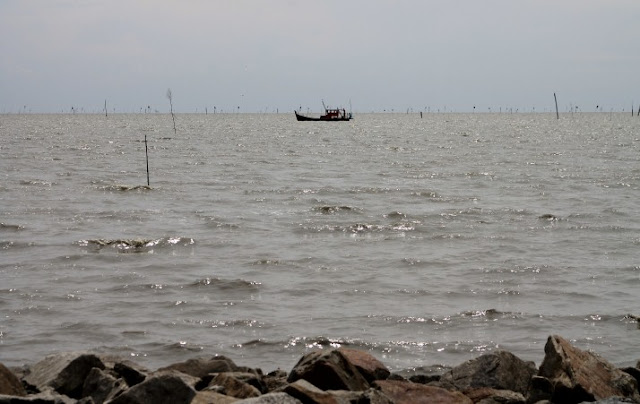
[145,134,150,187]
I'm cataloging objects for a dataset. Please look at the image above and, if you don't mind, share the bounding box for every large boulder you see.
[438,350,536,395]
[82,367,127,404]
[112,360,147,387]
[105,372,196,404]
[287,348,387,391]
[157,355,239,379]
[538,335,640,403]
[23,352,105,399]
[207,372,261,399]
[0,363,26,396]
[374,379,472,404]
[337,348,390,383]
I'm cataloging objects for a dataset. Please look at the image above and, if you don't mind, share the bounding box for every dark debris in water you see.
[100,185,152,192]
[0,223,24,231]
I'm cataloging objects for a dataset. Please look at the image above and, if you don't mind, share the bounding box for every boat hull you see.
[295,111,351,122]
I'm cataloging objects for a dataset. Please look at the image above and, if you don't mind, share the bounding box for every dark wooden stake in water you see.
[144,135,150,187]
[554,93,559,119]
[167,88,176,134]
[104,100,108,117]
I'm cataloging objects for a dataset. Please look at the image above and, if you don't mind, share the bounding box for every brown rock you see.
[374,379,473,404]
[336,348,390,383]
[463,387,525,404]
[438,350,536,395]
[0,362,27,396]
[538,335,640,403]
[284,379,338,404]
[157,356,239,379]
[106,372,196,404]
[23,352,105,399]
[192,389,239,404]
[208,373,261,399]
[286,349,369,391]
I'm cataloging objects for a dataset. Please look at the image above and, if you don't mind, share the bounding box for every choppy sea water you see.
[1,112,639,373]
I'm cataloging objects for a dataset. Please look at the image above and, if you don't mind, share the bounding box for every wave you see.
[296,221,416,235]
[77,237,195,252]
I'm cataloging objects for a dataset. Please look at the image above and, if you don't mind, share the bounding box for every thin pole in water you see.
[145,134,150,187]
[554,93,559,119]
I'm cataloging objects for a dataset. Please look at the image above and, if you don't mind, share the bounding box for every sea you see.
[1,112,639,374]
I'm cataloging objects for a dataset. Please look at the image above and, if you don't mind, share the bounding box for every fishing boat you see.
[294,102,353,121]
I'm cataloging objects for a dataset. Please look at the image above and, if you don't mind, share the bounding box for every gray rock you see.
[438,350,536,395]
[105,373,196,404]
[23,353,105,399]
[82,368,127,404]
[0,387,76,403]
[287,349,369,391]
[112,361,147,387]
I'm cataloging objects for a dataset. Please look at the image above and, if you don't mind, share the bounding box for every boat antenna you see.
[322,100,327,112]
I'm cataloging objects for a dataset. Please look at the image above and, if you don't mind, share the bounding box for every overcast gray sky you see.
[1,0,639,113]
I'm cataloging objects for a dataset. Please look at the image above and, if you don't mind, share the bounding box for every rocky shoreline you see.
[1,334,639,403]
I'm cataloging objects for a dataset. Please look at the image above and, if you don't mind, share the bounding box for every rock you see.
[23,352,105,399]
[0,386,76,403]
[286,349,370,391]
[263,370,288,393]
[374,379,473,404]
[284,379,338,403]
[234,392,302,403]
[0,362,27,396]
[527,375,554,403]
[621,366,640,387]
[157,355,239,379]
[112,361,147,387]
[337,348,390,383]
[538,335,640,403]
[207,373,261,399]
[462,387,526,404]
[438,350,536,395]
[105,372,196,404]
[192,389,239,403]
[82,367,127,404]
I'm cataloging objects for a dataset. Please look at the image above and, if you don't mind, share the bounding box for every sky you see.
[1,0,639,113]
